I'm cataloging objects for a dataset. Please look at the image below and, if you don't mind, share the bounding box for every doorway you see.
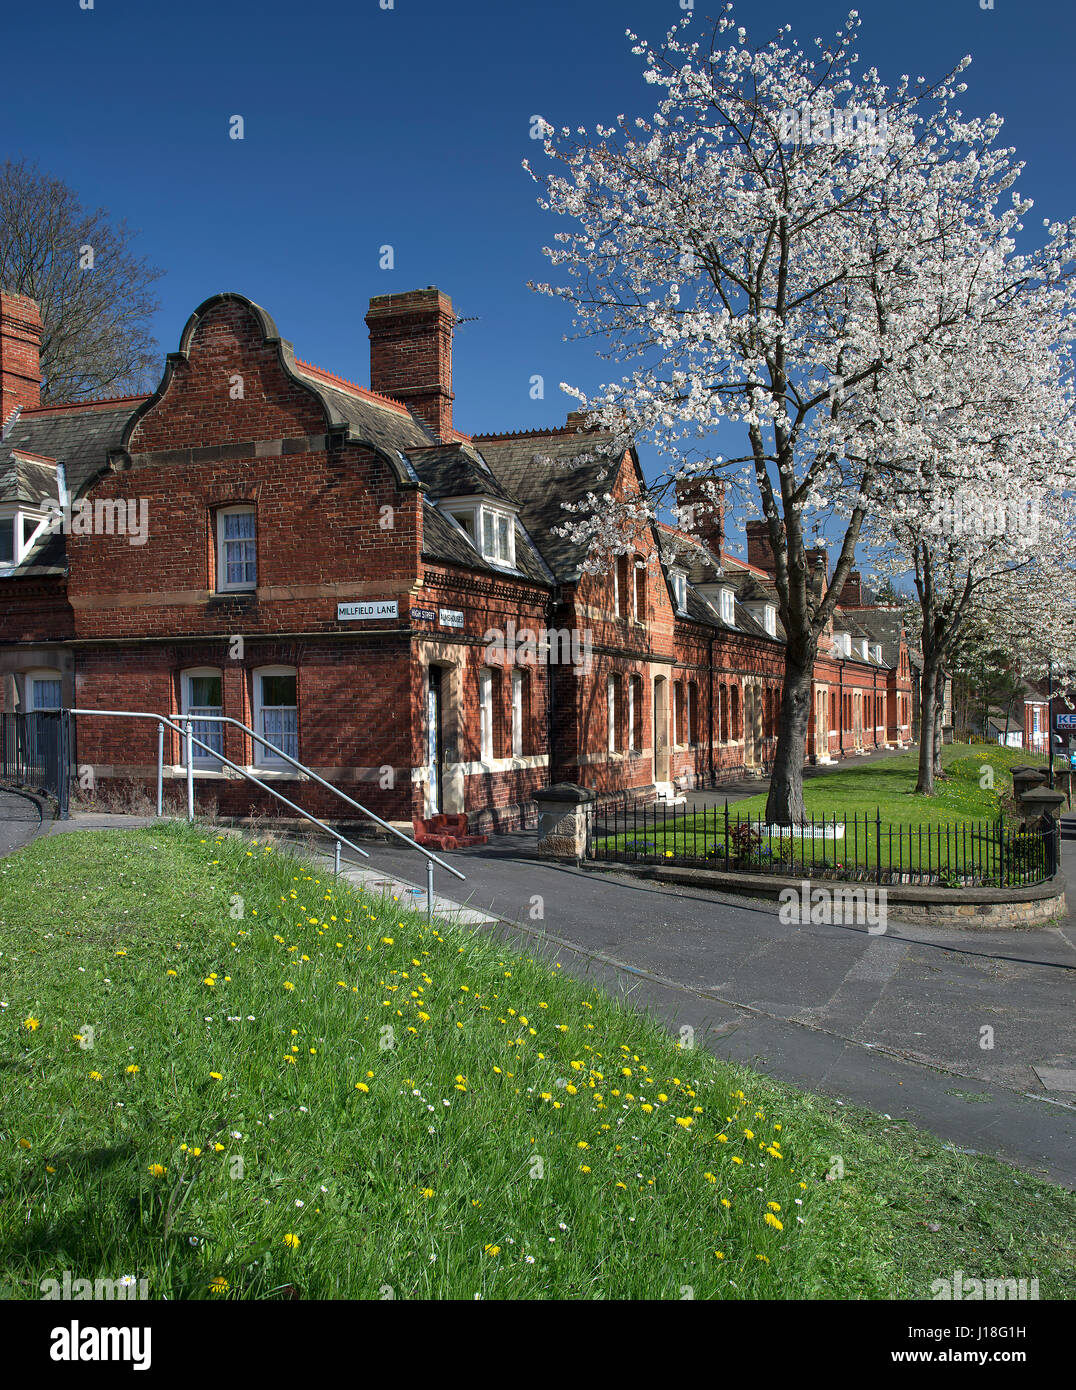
[653,675,669,782]
[427,666,444,815]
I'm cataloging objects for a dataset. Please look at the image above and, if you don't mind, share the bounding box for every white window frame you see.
[720,587,735,625]
[181,667,225,767]
[216,505,257,592]
[252,666,298,767]
[479,667,494,763]
[687,682,696,746]
[632,559,644,621]
[23,668,63,710]
[0,506,50,569]
[511,668,524,758]
[441,498,516,568]
[670,569,687,613]
[627,677,636,752]
[607,674,617,752]
[764,604,777,637]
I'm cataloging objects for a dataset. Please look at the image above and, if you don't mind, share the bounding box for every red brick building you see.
[0,286,912,832]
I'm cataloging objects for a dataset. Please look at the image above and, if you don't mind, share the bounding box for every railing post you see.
[156,722,164,818]
[185,719,194,823]
[876,807,882,884]
[427,858,434,922]
[334,837,341,877]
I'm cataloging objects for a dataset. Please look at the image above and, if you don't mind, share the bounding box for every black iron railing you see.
[587,799,1056,887]
[0,711,72,817]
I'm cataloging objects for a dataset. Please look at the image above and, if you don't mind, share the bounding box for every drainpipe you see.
[545,590,556,788]
[707,629,715,789]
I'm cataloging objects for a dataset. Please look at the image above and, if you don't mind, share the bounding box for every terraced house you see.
[0,286,913,834]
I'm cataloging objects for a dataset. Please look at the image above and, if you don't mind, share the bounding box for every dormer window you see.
[834,632,851,657]
[445,500,516,568]
[719,587,735,625]
[764,603,777,637]
[670,569,687,613]
[870,642,883,663]
[858,637,869,660]
[481,509,514,567]
[0,507,49,569]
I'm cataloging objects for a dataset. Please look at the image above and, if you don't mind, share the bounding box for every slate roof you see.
[475,430,623,581]
[656,529,778,639]
[844,607,907,667]
[2,399,144,498]
[420,498,552,585]
[409,442,518,505]
[0,451,58,506]
[291,365,434,458]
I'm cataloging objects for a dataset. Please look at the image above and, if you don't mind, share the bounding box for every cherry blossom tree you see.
[528,5,1076,823]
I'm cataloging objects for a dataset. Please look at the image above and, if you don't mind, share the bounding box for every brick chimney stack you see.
[366,287,454,441]
[840,569,863,606]
[675,476,725,564]
[745,519,776,574]
[0,291,43,423]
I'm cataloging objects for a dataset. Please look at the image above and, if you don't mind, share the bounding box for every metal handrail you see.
[67,707,467,917]
[162,712,464,881]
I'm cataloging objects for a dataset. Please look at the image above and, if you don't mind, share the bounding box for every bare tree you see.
[0,160,163,402]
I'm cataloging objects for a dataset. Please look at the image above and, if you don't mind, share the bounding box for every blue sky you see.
[4,0,1073,557]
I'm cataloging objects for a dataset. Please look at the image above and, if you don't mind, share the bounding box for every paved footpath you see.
[0,787,45,857]
[3,785,1074,1185]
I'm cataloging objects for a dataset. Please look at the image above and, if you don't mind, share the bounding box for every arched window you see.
[719,684,729,743]
[674,681,686,746]
[616,555,631,618]
[688,680,699,746]
[607,673,622,752]
[731,685,741,741]
[479,666,504,762]
[252,666,298,766]
[632,556,646,622]
[511,668,529,758]
[181,667,224,766]
[629,674,643,752]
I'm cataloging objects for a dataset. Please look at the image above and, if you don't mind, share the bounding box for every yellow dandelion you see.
[283,1233,300,1249]
[147,1164,167,1177]
[23,1017,40,1031]
[208,1277,229,1295]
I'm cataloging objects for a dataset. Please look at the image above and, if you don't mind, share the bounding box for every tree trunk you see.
[916,655,939,795]
[932,668,945,779]
[765,639,815,825]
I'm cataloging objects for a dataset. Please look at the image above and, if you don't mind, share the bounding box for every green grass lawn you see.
[728,742,1036,826]
[593,744,1052,883]
[2,821,1073,1300]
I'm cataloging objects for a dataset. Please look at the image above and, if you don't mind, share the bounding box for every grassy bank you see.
[1,822,1073,1299]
